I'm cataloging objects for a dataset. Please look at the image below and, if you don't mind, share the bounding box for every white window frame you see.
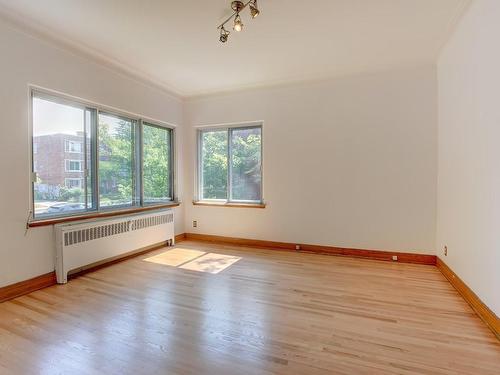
[196,122,263,204]
[65,159,83,172]
[65,140,83,153]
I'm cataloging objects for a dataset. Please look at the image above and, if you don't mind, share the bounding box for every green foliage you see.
[231,131,261,201]
[34,183,82,202]
[98,120,134,205]
[201,131,227,199]
[201,128,261,201]
[143,125,170,200]
[98,120,171,205]
[59,187,84,202]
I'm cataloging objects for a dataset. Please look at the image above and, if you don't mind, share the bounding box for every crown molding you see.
[0,8,185,100]
[436,0,472,60]
[185,61,435,100]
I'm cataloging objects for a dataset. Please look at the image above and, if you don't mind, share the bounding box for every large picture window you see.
[198,125,262,203]
[31,91,175,219]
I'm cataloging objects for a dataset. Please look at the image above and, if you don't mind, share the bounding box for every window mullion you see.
[83,112,88,210]
[198,130,203,201]
[94,108,100,211]
[227,128,233,202]
[169,128,174,200]
[137,120,144,207]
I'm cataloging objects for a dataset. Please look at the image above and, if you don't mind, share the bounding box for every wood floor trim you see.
[175,233,187,243]
[184,233,436,265]
[0,272,56,303]
[437,257,500,340]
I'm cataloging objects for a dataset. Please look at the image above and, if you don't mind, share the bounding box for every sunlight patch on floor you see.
[179,253,241,274]
[143,248,206,267]
[143,248,241,274]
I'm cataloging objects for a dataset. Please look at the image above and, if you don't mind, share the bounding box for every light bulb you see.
[249,1,260,18]
[233,14,243,32]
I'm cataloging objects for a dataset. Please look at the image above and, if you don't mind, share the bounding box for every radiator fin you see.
[63,213,173,246]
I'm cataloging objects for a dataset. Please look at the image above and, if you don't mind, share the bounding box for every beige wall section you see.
[0,18,184,287]
[436,0,500,315]
[184,66,438,253]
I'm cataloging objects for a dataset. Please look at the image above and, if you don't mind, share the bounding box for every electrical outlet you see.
[295,244,301,251]
[444,246,448,256]
[193,220,197,228]
[392,255,398,261]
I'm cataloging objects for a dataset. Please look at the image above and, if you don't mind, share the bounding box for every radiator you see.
[54,209,174,284]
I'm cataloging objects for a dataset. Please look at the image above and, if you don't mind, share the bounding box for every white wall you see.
[437,0,500,315]
[0,18,184,287]
[184,66,438,253]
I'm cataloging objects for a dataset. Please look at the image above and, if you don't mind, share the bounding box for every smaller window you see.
[65,140,83,153]
[198,124,262,203]
[65,178,83,189]
[65,159,83,172]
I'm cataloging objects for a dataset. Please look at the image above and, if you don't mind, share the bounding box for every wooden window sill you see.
[28,202,181,228]
[192,201,266,209]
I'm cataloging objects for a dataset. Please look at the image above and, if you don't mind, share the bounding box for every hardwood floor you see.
[0,240,498,374]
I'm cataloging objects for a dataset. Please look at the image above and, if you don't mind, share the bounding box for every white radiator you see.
[54,209,174,284]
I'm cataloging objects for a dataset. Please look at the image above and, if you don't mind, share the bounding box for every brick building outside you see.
[33,132,86,195]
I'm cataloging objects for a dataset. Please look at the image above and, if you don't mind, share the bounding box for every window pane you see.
[201,130,228,200]
[143,124,172,203]
[230,127,262,201]
[98,113,135,208]
[32,96,90,218]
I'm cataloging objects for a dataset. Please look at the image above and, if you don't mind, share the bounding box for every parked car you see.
[46,202,85,213]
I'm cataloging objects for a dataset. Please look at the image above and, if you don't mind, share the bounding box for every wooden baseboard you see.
[175,233,187,243]
[184,233,436,265]
[0,272,56,303]
[437,257,499,340]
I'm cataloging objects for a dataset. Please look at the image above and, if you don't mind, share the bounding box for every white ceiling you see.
[0,0,469,97]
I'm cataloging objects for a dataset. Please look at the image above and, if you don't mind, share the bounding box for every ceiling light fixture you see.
[249,0,260,18]
[220,26,230,43]
[233,13,243,32]
[217,0,262,43]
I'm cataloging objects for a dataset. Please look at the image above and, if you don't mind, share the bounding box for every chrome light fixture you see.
[249,0,260,18]
[217,0,262,43]
[233,13,243,32]
[220,26,230,43]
